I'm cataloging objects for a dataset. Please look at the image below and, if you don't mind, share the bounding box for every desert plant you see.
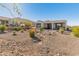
[72,26,79,37]
[29,27,36,38]
[40,27,44,33]
[24,21,32,27]
[20,29,24,33]
[12,31,17,36]
[29,29,35,38]
[59,27,65,34]
[24,21,33,29]
[66,26,72,32]
[12,26,22,31]
[0,25,7,33]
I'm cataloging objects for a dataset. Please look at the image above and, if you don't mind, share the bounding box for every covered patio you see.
[36,20,67,30]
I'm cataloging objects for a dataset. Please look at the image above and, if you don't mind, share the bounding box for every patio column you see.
[52,23,54,30]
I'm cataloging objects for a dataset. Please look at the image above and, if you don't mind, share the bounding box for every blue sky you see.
[0,3,79,26]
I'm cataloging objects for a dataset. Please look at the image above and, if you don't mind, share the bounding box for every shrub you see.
[59,27,65,34]
[20,29,24,33]
[29,27,36,38]
[0,25,7,32]
[40,27,44,32]
[12,31,17,36]
[12,26,22,31]
[24,21,33,29]
[24,21,32,26]
[66,26,72,32]
[72,26,79,37]
[29,29,35,38]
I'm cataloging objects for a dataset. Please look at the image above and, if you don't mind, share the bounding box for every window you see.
[36,23,41,28]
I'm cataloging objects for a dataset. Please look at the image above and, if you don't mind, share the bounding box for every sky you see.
[0,3,79,26]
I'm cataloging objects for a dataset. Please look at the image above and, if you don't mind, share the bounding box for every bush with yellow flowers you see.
[72,26,79,37]
[29,27,36,38]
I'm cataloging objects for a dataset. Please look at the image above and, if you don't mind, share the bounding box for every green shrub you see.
[59,27,65,34]
[20,29,24,33]
[13,27,22,31]
[0,25,7,32]
[72,26,79,37]
[40,27,44,32]
[12,31,17,36]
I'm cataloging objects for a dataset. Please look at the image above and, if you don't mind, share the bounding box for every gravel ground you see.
[0,30,79,56]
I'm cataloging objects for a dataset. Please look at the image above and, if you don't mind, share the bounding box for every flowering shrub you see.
[29,27,36,38]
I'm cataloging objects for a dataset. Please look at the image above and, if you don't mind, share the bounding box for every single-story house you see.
[35,20,67,30]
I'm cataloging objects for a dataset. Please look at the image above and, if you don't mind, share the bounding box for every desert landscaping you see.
[0,29,79,56]
[0,3,79,56]
[0,16,78,56]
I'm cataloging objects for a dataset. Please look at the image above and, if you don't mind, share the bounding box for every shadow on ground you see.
[32,36,41,43]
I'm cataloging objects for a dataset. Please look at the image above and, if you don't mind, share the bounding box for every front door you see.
[46,23,52,29]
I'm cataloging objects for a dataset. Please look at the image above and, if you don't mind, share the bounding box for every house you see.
[0,16,34,27]
[35,20,67,30]
[0,16,10,26]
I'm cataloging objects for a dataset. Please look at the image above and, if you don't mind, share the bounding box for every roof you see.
[0,16,11,21]
[0,16,35,24]
[36,20,67,23]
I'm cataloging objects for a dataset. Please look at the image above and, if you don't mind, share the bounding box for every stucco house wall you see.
[36,20,67,30]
